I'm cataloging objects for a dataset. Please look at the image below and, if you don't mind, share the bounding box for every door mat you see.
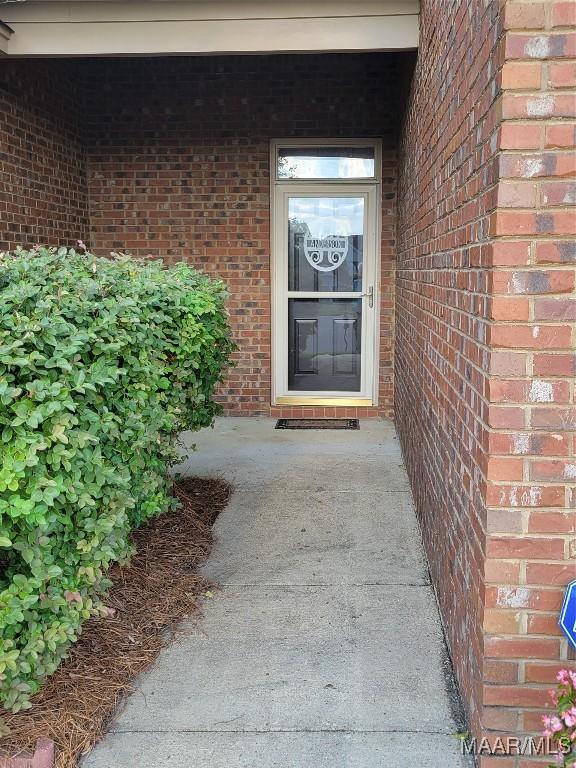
[275,418,360,430]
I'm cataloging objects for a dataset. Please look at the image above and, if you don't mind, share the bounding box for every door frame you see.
[270,138,382,407]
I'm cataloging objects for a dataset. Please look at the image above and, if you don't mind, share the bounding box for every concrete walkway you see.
[84,418,470,768]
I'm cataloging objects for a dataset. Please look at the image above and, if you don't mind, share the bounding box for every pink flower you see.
[558,670,571,685]
[543,715,564,737]
[556,669,576,689]
[562,707,576,728]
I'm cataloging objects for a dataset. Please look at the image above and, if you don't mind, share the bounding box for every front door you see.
[272,143,380,406]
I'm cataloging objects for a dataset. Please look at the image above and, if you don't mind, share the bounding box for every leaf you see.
[0,246,234,711]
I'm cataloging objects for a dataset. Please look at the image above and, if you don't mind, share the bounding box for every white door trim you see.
[270,142,382,406]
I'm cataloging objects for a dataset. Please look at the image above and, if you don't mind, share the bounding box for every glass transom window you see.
[277,145,376,180]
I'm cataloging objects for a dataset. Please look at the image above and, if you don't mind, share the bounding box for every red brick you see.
[529,433,570,456]
[522,709,554,732]
[519,756,561,768]
[549,61,576,88]
[526,562,575,585]
[482,706,519,731]
[489,351,527,376]
[483,685,552,707]
[552,1,576,27]
[487,405,527,429]
[491,269,574,295]
[489,379,569,404]
[501,61,542,89]
[525,661,576,683]
[479,757,517,768]
[540,180,576,206]
[492,210,536,236]
[488,431,569,456]
[504,3,546,30]
[502,93,576,120]
[545,122,576,148]
[533,353,575,376]
[531,407,576,430]
[396,1,523,741]
[500,151,576,178]
[483,660,520,684]
[546,211,576,235]
[538,210,576,234]
[490,240,531,266]
[528,613,564,636]
[33,738,55,768]
[484,609,521,633]
[499,122,542,150]
[485,457,524,481]
[484,585,562,611]
[0,62,89,250]
[530,459,576,481]
[528,510,575,534]
[505,32,576,60]
[487,536,565,559]
[497,180,537,207]
[485,557,522,581]
[485,636,561,660]
[535,239,576,263]
[534,297,576,320]
[485,484,565,508]
[489,324,572,349]
[489,296,530,320]
[531,589,566,612]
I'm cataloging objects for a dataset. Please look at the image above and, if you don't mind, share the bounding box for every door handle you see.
[364,285,374,308]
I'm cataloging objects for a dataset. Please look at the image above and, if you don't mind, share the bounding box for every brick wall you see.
[2,24,574,762]
[397,0,575,763]
[0,61,89,250]
[482,2,575,765]
[396,0,502,739]
[82,54,407,416]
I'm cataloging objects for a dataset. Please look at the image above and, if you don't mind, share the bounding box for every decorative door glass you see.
[288,197,364,292]
[287,195,365,393]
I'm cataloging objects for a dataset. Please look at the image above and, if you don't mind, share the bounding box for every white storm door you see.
[273,184,378,405]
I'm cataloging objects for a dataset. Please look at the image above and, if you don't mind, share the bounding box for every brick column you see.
[482,1,575,765]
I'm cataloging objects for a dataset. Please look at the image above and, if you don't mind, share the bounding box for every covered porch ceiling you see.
[0,0,419,57]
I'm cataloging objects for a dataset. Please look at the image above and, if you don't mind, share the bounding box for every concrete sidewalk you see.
[83,418,470,768]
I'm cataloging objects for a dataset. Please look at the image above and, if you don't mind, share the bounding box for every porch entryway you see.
[83,419,470,768]
[271,140,381,407]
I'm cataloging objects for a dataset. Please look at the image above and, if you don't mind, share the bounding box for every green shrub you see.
[0,246,235,711]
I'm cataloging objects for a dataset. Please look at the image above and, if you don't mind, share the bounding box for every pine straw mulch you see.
[0,477,232,768]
